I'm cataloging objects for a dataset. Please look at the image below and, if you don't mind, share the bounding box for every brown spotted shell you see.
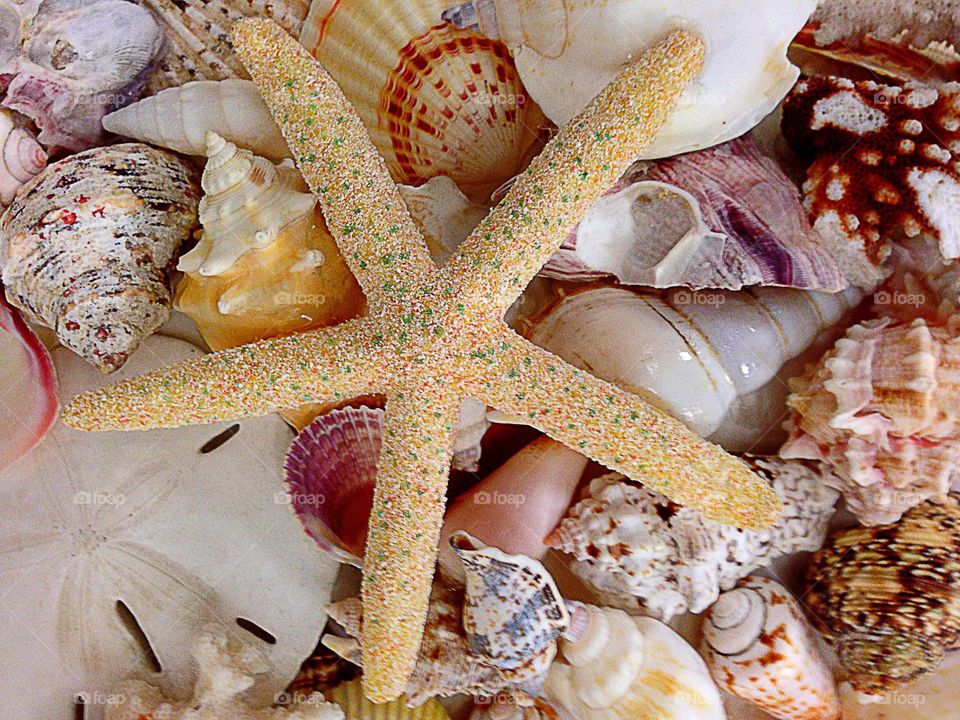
[804,495,960,695]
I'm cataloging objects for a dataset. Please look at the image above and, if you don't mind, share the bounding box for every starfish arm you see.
[231,19,437,311]
[360,387,462,702]
[469,324,781,530]
[60,319,383,430]
[443,30,705,311]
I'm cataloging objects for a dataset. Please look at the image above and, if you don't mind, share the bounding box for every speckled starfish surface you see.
[63,19,780,702]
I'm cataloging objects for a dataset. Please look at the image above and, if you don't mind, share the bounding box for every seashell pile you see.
[782,314,960,525]
[0,142,199,372]
[804,496,960,697]
[549,457,838,620]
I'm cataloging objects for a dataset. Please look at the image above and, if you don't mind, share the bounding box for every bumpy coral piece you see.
[549,458,837,620]
[782,76,960,285]
[105,625,343,720]
[782,315,960,524]
[0,143,199,372]
[805,496,960,695]
[812,0,960,47]
[61,19,782,701]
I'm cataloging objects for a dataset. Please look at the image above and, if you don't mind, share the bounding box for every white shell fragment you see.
[0,335,339,720]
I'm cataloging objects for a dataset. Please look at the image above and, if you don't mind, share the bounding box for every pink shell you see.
[283,406,381,566]
[0,289,58,470]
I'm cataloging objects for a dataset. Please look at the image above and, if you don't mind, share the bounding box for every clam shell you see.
[141,0,310,93]
[327,679,451,720]
[283,406,382,566]
[805,496,960,696]
[300,0,546,202]
[0,143,199,372]
[702,575,841,720]
[542,137,848,291]
[0,108,45,206]
[102,79,291,162]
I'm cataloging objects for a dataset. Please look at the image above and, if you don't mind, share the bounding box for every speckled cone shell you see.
[174,133,365,352]
[702,575,840,720]
[0,143,199,372]
[804,495,960,695]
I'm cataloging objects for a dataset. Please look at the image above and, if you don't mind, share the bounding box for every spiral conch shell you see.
[782,315,960,525]
[544,604,725,720]
[0,143,199,372]
[174,133,365,352]
[804,496,960,696]
[0,108,45,207]
[702,575,841,720]
[548,457,838,621]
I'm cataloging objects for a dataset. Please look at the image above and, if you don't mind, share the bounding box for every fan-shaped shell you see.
[804,496,960,696]
[327,679,451,720]
[300,0,546,201]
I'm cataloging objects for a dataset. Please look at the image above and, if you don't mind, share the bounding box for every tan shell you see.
[804,496,960,696]
[0,143,199,372]
[0,108,45,207]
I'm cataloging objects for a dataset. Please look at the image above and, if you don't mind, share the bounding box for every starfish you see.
[62,19,780,701]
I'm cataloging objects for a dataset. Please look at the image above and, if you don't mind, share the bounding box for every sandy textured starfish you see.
[63,19,780,701]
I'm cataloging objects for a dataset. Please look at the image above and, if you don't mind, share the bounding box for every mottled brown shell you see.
[804,495,960,694]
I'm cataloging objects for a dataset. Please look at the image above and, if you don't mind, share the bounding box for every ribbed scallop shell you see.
[0,108,45,207]
[102,79,290,162]
[283,406,382,566]
[300,0,546,202]
[141,0,310,93]
[0,143,199,372]
[804,496,960,696]
[782,315,960,524]
[702,575,841,720]
[327,678,451,719]
[548,457,838,620]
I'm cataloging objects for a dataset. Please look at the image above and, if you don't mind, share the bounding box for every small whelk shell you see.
[805,495,960,696]
[702,575,841,720]
[0,108,45,207]
[0,143,199,372]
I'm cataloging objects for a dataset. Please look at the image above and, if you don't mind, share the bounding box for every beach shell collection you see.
[2,2,959,719]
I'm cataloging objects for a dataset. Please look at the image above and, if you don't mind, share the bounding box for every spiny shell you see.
[782,315,960,525]
[0,108,45,207]
[2,0,165,150]
[173,133,365,353]
[0,143,199,372]
[141,0,310,93]
[327,678,451,720]
[804,496,960,696]
[702,575,841,720]
[300,0,546,202]
[541,137,848,291]
[102,79,291,162]
[544,605,725,720]
[548,457,838,620]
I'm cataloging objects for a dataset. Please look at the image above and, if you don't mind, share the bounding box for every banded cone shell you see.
[702,575,841,720]
[804,496,960,696]
[0,143,199,372]
[300,0,547,202]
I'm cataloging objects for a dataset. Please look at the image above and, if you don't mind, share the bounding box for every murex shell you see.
[322,534,570,706]
[541,136,848,291]
[300,0,546,202]
[0,107,46,207]
[0,143,199,372]
[174,132,365,353]
[444,0,816,158]
[782,76,960,287]
[702,575,841,720]
[1,0,166,150]
[782,315,960,525]
[804,496,960,696]
[548,457,839,620]
[543,604,725,720]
